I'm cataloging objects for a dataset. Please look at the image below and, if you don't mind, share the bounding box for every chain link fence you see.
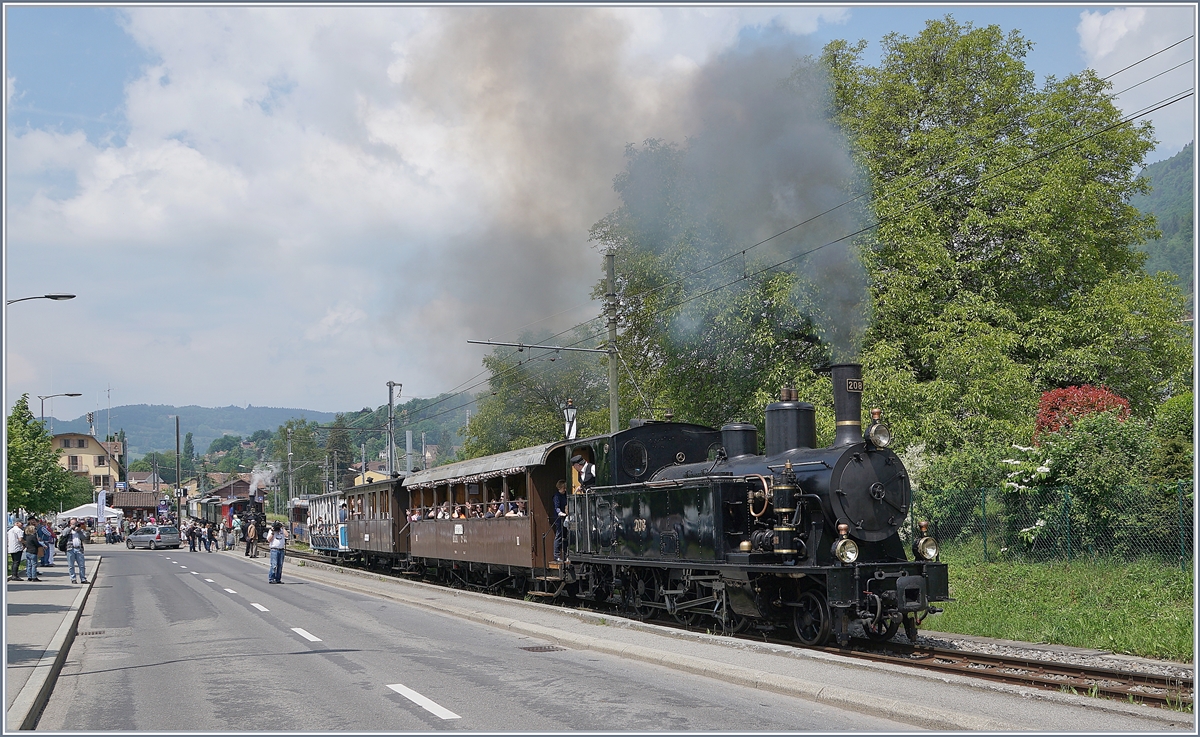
[907,480,1194,569]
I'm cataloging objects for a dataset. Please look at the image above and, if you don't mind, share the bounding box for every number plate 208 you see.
[846,379,864,392]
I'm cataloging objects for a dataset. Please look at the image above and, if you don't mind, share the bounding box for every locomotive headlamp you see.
[834,537,860,563]
[914,533,939,561]
[833,523,859,563]
[866,409,892,449]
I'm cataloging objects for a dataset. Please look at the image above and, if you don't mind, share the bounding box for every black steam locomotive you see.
[563,363,947,645]
[320,362,947,647]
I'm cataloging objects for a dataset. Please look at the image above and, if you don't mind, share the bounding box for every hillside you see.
[1131,142,1194,301]
[49,404,336,458]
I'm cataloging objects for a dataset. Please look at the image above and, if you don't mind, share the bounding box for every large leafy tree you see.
[7,394,73,513]
[820,17,1191,451]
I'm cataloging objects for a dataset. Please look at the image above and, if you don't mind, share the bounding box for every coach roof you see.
[403,441,565,490]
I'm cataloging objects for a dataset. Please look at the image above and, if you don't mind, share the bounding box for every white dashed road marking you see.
[224,588,237,594]
[386,684,461,720]
[191,572,199,575]
[204,579,214,582]
[291,628,322,642]
[251,603,269,612]
[180,565,187,569]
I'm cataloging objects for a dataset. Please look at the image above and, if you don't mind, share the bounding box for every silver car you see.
[126,525,181,550]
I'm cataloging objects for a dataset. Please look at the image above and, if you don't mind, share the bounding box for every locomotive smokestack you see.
[830,363,864,446]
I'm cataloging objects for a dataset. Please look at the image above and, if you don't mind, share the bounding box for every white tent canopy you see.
[55,503,124,525]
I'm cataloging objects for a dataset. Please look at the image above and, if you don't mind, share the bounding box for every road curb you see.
[5,556,102,731]
[280,558,1019,730]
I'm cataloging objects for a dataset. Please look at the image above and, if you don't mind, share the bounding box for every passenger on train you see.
[484,503,499,519]
[436,502,451,520]
[505,499,526,517]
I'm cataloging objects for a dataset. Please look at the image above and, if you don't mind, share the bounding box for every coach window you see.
[380,490,390,518]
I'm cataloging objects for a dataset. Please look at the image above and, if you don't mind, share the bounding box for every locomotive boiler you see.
[566,363,948,646]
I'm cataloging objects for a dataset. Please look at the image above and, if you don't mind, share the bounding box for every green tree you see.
[6,394,72,513]
[820,16,1191,450]
[206,434,242,455]
[461,331,609,458]
[589,139,845,441]
[269,419,322,495]
[182,432,195,474]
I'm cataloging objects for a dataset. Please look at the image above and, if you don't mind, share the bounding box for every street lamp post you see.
[38,393,82,428]
[7,294,75,305]
[563,399,578,440]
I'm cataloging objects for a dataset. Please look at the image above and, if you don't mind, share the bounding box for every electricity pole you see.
[386,381,401,476]
[606,248,619,433]
[287,427,294,505]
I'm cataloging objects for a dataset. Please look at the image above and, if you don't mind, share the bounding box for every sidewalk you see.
[4,554,102,731]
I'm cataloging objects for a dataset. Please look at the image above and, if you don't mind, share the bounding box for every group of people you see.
[405,498,529,521]
[6,517,90,584]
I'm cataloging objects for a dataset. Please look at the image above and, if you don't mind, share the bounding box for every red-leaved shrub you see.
[1035,385,1130,440]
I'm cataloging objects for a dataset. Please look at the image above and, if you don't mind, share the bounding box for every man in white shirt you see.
[266,522,287,584]
[7,519,25,581]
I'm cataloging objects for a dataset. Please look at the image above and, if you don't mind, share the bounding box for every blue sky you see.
[5,5,1196,419]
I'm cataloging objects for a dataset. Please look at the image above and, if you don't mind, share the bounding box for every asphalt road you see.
[38,546,917,731]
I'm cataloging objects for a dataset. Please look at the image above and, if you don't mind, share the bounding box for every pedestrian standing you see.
[7,519,25,581]
[244,520,257,558]
[21,518,43,581]
[36,519,53,567]
[44,522,58,567]
[267,521,287,583]
[66,520,89,584]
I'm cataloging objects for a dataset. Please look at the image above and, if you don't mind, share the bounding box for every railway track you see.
[809,640,1193,710]
[285,547,1193,711]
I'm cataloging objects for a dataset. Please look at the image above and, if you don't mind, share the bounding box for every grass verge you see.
[932,547,1194,662]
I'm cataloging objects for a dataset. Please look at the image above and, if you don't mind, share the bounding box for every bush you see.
[1155,391,1194,442]
[1034,385,1130,439]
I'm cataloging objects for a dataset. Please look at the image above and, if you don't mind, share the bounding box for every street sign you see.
[255,496,264,503]
[116,482,127,490]
[174,488,185,498]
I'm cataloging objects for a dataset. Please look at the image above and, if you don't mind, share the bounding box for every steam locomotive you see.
[316,363,948,647]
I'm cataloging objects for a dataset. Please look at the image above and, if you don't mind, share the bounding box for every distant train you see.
[302,363,948,646]
[189,496,258,527]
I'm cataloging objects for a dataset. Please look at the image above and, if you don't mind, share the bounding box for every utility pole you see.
[386,381,401,476]
[287,427,294,504]
[405,431,413,473]
[175,416,182,524]
[421,432,426,471]
[606,248,619,433]
[360,442,367,485]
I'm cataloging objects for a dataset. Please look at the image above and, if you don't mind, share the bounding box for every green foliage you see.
[1154,391,1194,442]
[589,138,841,438]
[461,330,608,458]
[1130,142,1194,300]
[820,16,1190,450]
[6,394,74,513]
[206,434,243,455]
[269,419,323,493]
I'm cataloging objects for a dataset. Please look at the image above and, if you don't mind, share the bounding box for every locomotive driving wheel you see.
[793,589,832,647]
[630,569,660,620]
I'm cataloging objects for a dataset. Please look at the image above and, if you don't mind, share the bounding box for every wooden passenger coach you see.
[403,442,570,570]
[342,478,411,563]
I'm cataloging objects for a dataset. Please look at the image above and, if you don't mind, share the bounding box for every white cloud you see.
[304,303,367,341]
[1077,6,1195,159]
[4,6,858,414]
[1078,7,1146,60]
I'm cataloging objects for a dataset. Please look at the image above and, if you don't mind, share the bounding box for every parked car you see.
[126,525,181,550]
